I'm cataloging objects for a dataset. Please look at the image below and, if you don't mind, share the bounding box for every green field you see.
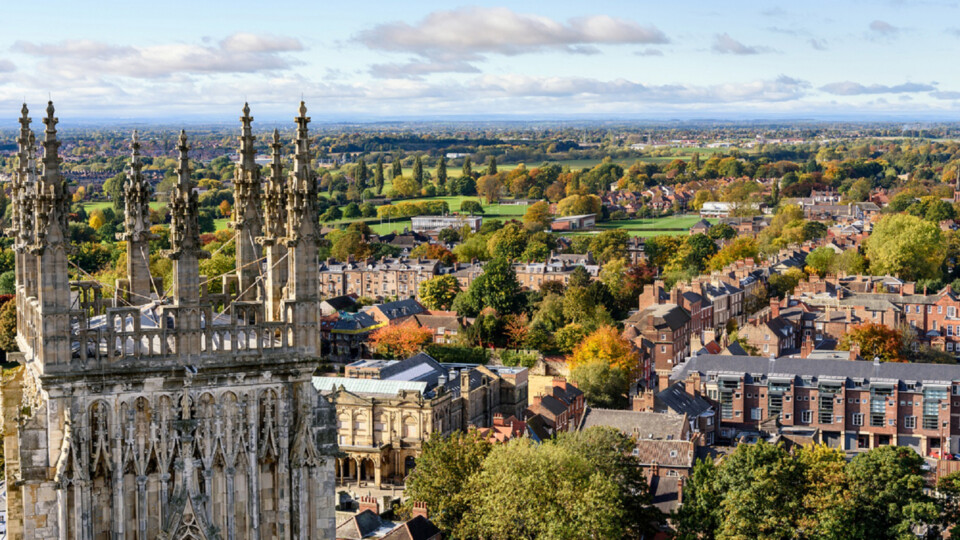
[83,200,165,212]
[587,215,717,238]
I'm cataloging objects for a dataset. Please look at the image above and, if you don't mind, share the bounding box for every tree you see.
[218,199,232,217]
[557,194,602,217]
[355,156,368,190]
[436,155,447,189]
[458,438,628,539]
[391,154,403,179]
[391,176,421,198]
[570,361,629,408]
[459,200,483,215]
[418,275,461,310]
[0,270,14,295]
[476,174,503,204]
[839,323,905,362]
[522,201,552,232]
[487,222,527,260]
[675,458,723,539]
[845,446,937,539]
[88,210,106,230]
[805,246,837,277]
[375,156,385,194]
[412,154,423,184]
[329,230,371,261]
[0,298,17,353]
[369,320,434,359]
[555,323,588,353]
[411,242,456,265]
[462,156,473,179]
[590,229,630,264]
[708,223,736,240]
[486,156,497,175]
[938,471,960,537]
[402,431,493,534]
[865,214,946,281]
[451,258,522,317]
[342,202,361,219]
[569,325,640,378]
[707,236,759,271]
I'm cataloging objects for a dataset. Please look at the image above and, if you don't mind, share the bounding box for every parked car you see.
[929,449,954,460]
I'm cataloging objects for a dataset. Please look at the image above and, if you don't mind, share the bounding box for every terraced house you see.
[675,354,960,455]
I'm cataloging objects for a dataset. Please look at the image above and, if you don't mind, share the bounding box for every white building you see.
[411,215,483,232]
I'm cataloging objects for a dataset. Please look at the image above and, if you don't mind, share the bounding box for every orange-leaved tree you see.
[839,323,906,362]
[568,325,640,378]
[368,320,434,359]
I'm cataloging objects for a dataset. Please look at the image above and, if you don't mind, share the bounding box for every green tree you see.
[805,246,837,277]
[0,270,14,295]
[459,200,484,215]
[452,258,522,316]
[487,222,527,261]
[675,459,723,540]
[0,298,18,353]
[845,446,937,539]
[418,275,461,310]
[355,156,368,190]
[462,156,473,179]
[413,154,423,184]
[391,153,403,179]
[375,156,385,194]
[570,360,629,409]
[865,214,945,281]
[402,431,493,535]
[486,156,497,175]
[708,223,736,240]
[436,155,447,189]
[458,438,626,539]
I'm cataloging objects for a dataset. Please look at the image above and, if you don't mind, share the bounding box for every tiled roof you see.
[635,439,695,468]
[313,377,428,396]
[579,408,687,440]
[381,516,442,540]
[656,382,712,418]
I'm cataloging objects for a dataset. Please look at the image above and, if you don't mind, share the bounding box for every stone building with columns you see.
[313,354,527,489]
[2,102,338,539]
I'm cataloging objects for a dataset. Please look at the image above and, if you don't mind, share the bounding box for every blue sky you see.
[2,0,959,121]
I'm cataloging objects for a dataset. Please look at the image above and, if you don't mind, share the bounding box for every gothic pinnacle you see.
[176,130,191,188]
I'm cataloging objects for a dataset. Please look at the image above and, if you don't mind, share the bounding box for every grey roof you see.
[372,298,426,320]
[656,382,712,418]
[636,304,691,331]
[313,377,428,396]
[674,354,960,386]
[578,407,687,440]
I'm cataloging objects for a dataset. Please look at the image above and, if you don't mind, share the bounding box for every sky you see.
[2,0,960,122]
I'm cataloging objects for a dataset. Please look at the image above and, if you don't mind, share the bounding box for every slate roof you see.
[579,408,687,440]
[674,353,960,387]
[371,299,426,320]
[656,382,712,418]
[650,477,681,514]
[381,516,442,540]
[335,509,389,539]
[632,304,691,331]
[312,377,428,396]
[321,294,357,311]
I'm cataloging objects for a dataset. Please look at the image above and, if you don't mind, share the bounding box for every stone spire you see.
[166,130,209,306]
[33,102,71,369]
[284,102,320,353]
[260,128,288,321]
[233,102,263,301]
[9,105,38,306]
[119,130,155,305]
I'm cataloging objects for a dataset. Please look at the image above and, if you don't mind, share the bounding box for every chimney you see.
[677,477,685,505]
[633,389,656,411]
[358,495,379,515]
[552,376,567,390]
[849,342,861,361]
[657,373,671,392]
[685,372,702,398]
[651,462,660,477]
[770,297,780,319]
[493,413,504,426]
[412,502,428,520]
[670,285,681,306]
[800,334,814,359]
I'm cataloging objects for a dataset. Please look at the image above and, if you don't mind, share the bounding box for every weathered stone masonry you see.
[2,102,338,540]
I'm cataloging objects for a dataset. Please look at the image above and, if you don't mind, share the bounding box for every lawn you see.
[83,200,165,212]
[596,215,716,231]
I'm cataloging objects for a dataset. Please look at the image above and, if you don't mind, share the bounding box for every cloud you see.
[355,7,668,76]
[947,27,960,36]
[761,7,787,16]
[819,81,935,95]
[635,48,664,56]
[712,33,772,54]
[370,59,481,79]
[0,60,14,73]
[11,33,303,79]
[933,91,960,100]
[869,20,900,35]
[809,38,828,50]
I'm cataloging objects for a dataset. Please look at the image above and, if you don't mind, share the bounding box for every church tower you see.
[2,103,337,540]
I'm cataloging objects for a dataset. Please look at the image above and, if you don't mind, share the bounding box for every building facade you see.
[2,103,338,540]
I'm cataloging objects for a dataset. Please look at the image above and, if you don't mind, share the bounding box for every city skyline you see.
[1,1,960,121]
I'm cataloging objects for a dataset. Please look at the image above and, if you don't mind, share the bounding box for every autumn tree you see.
[418,275,461,310]
[368,320,434,359]
[411,242,456,265]
[839,323,906,362]
[707,236,759,271]
[805,246,837,277]
[476,174,503,204]
[0,298,18,353]
[522,200,552,232]
[218,199,232,217]
[569,325,640,378]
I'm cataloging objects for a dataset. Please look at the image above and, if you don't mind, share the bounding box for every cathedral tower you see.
[2,103,337,540]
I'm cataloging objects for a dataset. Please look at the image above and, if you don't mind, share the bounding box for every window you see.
[888,419,896,426]
[785,413,792,419]
[751,408,762,420]
[906,305,912,313]
[763,344,769,353]
[735,411,742,417]
[801,410,812,424]
[929,306,934,313]
[705,416,713,426]
[661,346,666,353]
[660,333,666,340]
[852,413,864,426]
[904,416,917,429]
[940,306,944,314]
[951,306,957,318]
[765,334,770,341]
